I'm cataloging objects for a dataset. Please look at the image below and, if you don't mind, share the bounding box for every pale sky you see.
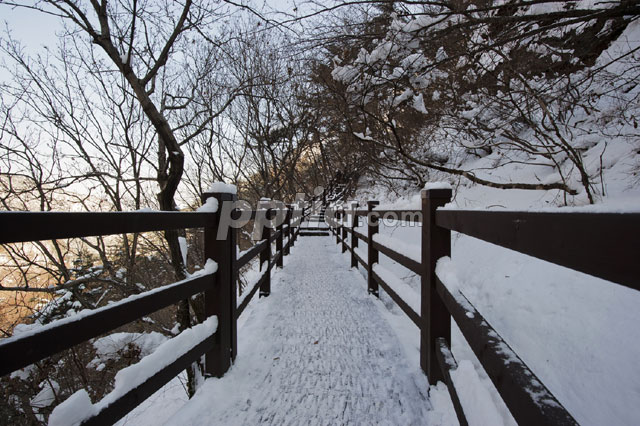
[1,4,61,49]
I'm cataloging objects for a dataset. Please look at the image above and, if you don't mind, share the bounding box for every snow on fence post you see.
[284,205,292,255]
[350,202,359,268]
[367,201,380,296]
[259,204,272,298]
[201,190,237,376]
[420,187,452,384]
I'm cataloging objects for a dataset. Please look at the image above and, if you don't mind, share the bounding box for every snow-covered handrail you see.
[0,210,215,245]
[1,190,305,426]
[324,187,640,426]
[0,264,217,377]
[48,317,219,426]
[436,209,640,291]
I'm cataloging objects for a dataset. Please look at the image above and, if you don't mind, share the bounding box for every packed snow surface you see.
[168,237,441,425]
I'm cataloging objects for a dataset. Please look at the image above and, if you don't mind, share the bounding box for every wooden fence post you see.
[294,205,299,244]
[294,202,302,243]
[341,207,348,253]
[276,206,284,268]
[202,191,237,376]
[259,206,272,298]
[367,201,379,296]
[420,188,452,384]
[336,209,341,244]
[284,206,292,255]
[350,202,358,268]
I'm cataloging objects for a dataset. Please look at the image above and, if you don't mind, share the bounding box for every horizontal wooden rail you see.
[435,338,469,426]
[233,208,288,221]
[371,269,421,326]
[371,239,421,274]
[353,249,367,268]
[84,332,216,426]
[352,228,368,243]
[436,210,640,291]
[236,269,270,318]
[435,276,577,425]
[0,206,300,245]
[372,209,422,223]
[237,240,268,270]
[0,272,214,377]
[0,211,214,244]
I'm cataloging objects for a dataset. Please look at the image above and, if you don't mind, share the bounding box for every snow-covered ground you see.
[164,236,452,425]
[348,132,640,425]
[87,139,639,426]
[343,216,640,425]
[62,185,638,425]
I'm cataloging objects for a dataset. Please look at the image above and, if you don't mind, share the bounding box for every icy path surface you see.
[168,236,433,426]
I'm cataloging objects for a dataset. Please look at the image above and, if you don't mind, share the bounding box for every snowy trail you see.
[167,236,434,426]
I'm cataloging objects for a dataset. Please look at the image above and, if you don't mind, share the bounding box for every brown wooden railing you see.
[327,188,640,426]
[0,191,309,425]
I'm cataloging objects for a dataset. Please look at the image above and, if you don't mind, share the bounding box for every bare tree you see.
[311,0,640,203]
[0,0,246,406]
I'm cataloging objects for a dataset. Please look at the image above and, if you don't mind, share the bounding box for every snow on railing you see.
[322,186,640,426]
[1,192,305,426]
[49,316,219,426]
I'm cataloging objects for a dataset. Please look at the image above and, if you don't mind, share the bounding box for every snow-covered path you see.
[167,236,434,425]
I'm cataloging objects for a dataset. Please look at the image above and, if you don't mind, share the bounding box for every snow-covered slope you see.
[350,115,640,425]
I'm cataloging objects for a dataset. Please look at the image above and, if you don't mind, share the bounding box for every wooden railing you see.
[0,191,308,425]
[327,188,640,426]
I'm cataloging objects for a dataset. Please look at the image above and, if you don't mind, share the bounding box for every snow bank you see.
[49,390,96,426]
[31,380,60,408]
[48,316,218,426]
[435,257,475,317]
